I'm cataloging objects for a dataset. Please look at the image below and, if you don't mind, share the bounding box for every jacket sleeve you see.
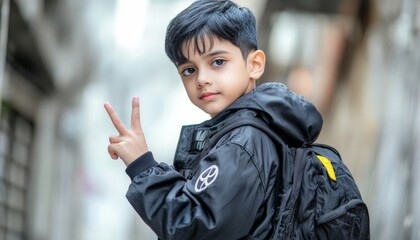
[125,139,269,240]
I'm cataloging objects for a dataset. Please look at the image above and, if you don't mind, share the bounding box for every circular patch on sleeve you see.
[194,165,219,192]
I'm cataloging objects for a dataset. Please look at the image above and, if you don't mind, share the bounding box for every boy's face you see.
[177,36,264,118]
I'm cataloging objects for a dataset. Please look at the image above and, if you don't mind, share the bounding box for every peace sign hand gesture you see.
[104,97,149,166]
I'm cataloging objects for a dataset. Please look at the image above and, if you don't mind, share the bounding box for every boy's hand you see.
[104,97,149,166]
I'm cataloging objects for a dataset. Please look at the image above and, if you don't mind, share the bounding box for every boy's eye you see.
[181,68,195,76]
[211,59,225,67]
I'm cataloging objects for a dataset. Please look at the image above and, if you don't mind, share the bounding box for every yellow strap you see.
[316,155,336,181]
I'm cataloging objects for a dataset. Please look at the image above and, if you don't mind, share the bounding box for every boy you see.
[104,0,322,239]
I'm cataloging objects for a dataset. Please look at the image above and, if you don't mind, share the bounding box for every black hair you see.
[165,0,258,65]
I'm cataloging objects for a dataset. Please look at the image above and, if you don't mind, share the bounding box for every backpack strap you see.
[276,147,311,239]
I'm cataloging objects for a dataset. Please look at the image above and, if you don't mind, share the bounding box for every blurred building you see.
[0,0,419,239]
[0,0,55,239]
[0,0,93,239]
[259,0,420,239]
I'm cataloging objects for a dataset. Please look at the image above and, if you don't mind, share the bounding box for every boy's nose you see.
[196,70,211,87]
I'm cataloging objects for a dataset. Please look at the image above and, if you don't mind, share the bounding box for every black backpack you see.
[214,118,370,240]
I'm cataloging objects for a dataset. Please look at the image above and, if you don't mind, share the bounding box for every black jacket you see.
[125,82,323,240]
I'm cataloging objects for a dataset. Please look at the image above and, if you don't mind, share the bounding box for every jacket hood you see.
[210,82,323,147]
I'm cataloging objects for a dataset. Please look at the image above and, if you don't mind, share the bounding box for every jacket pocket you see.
[316,199,370,240]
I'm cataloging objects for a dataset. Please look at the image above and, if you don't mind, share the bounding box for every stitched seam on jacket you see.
[230,141,266,193]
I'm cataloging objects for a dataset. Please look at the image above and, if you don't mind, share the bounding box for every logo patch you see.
[195,165,219,193]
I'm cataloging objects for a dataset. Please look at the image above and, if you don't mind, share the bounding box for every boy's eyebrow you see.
[176,50,230,67]
[204,50,230,57]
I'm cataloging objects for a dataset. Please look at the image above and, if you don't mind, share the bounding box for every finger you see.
[109,135,121,144]
[131,97,141,131]
[108,144,119,160]
[104,102,128,135]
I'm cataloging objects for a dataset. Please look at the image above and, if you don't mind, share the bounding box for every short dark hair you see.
[165,0,258,65]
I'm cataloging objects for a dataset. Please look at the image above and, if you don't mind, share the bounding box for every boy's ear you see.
[249,50,266,80]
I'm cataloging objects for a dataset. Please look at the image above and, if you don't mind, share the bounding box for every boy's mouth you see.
[199,91,219,100]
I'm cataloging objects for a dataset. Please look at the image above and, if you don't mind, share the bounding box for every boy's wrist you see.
[125,151,158,180]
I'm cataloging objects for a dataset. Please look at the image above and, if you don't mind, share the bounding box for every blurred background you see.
[0,0,419,239]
